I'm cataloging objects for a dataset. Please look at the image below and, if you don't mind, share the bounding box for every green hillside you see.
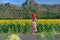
[0,0,60,19]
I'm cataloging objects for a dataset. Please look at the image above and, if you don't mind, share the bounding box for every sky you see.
[0,0,60,5]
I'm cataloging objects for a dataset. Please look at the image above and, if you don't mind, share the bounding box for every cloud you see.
[0,0,10,3]
[36,0,60,4]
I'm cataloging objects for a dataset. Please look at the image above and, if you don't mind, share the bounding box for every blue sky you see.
[0,0,60,5]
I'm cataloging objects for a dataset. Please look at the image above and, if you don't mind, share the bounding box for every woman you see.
[31,14,37,33]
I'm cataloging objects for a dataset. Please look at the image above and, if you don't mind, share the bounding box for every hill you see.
[41,4,60,13]
[0,0,60,19]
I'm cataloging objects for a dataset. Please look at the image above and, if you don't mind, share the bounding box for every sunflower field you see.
[0,19,60,33]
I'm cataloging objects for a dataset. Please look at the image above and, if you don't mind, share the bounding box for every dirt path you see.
[0,34,60,40]
[20,34,39,40]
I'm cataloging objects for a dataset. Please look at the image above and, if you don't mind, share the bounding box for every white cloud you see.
[0,0,10,3]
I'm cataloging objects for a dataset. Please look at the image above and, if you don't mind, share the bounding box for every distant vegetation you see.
[0,0,60,19]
